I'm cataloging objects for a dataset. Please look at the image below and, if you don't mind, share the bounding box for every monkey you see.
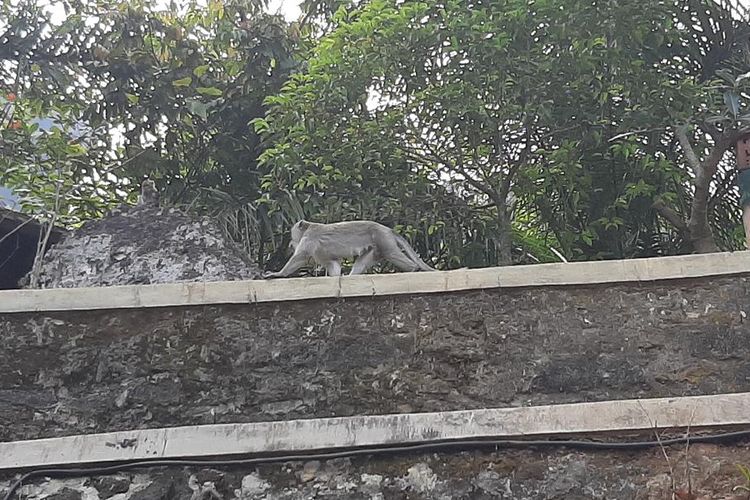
[138,178,159,207]
[263,220,436,279]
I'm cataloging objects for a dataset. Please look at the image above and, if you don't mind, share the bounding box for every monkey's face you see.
[140,180,157,200]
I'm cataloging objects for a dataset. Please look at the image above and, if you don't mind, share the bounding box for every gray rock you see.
[402,462,439,493]
[90,476,131,498]
[129,476,176,500]
[236,473,271,499]
[44,488,82,500]
[25,203,260,289]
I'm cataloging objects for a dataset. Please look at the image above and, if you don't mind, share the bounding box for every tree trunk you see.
[689,233,720,253]
[655,125,750,254]
[653,199,719,253]
[671,125,735,254]
[687,215,719,253]
[495,208,513,265]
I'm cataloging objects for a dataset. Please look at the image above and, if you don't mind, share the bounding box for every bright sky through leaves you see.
[45,0,303,23]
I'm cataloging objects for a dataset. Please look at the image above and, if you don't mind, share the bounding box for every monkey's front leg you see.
[325,261,342,277]
[263,252,310,279]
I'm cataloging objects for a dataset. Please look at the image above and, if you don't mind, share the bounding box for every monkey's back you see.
[307,220,388,260]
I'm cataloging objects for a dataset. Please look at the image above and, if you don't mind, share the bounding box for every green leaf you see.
[724,91,740,118]
[251,117,269,133]
[65,143,87,156]
[172,76,193,87]
[186,99,208,120]
[193,65,210,77]
[196,86,223,96]
[125,93,139,104]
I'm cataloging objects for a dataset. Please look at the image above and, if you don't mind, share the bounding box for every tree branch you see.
[703,132,735,177]
[687,126,746,239]
[454,134,502,205]
[702,120,723,144]
[607,127,666,143]
[652,199,688,234]
[500,120,533,199]
[674,125,703,177]
[399,142,500,204]
[708,168,737,212]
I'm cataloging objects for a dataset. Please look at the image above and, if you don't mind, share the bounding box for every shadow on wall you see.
[0,207,65,289]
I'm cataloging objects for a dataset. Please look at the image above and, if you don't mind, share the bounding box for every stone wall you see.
[2,274,750,499]
[1,275,748,442]
[4,442,750,499]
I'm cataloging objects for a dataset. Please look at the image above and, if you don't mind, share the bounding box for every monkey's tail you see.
[393,233,436,272]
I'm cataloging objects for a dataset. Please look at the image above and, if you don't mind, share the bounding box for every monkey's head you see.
[141,179,156,194]
[138,178,159,206]
[289,219,310,249]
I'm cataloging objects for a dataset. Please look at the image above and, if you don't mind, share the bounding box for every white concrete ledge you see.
[2,392,750,470]
[1,251,749,313]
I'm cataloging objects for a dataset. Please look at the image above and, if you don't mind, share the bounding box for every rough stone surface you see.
[2,275,750,498]
[0,276,749,441]
[3,443,750,499]
[127,473,185,500]
[25,203,260,288]
[89,476,131,498]
[44,487,84,500]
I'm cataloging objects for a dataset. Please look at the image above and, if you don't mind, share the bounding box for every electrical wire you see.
[4,429,750,500]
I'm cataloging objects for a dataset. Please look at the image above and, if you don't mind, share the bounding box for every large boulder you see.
[26,203,261,288]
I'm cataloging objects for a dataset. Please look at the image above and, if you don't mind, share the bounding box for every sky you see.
[267,0,303,21]
[43,0,304,24]
[0,186,20,209]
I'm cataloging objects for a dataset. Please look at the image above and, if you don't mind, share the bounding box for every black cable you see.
[4,429,750,500]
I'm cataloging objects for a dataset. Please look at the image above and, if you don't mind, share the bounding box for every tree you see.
[1,0,297,213]
[644,0,750,253]
[564,0,750,256]
[502,0,750,258]
[261,0,748,265]
[259,0,584,266]
[5,0,748,271]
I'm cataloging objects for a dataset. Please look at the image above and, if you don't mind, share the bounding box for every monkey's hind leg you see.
[349,247,377,275]
[382,249,422,272]
[325,261,342,277]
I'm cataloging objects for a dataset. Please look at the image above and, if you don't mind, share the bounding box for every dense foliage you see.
[1,0,749,271]
[259,0,750,265]
[0,0,298,265]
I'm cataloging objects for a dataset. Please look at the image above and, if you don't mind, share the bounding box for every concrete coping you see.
[1,251,749,313]
[2,392,750,470]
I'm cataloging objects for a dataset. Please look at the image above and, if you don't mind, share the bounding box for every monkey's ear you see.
[297,220,310,230]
